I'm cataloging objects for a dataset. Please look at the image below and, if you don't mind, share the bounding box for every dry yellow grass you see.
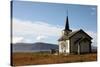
[11,52,97,66]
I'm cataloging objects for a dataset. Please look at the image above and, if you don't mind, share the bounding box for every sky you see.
[12,1,97,46]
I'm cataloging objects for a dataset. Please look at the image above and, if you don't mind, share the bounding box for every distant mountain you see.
[12,42,58,52]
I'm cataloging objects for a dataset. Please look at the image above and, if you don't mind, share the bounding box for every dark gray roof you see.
[58,29,92,41]
[58,30,80,41]
[68,29,81,38]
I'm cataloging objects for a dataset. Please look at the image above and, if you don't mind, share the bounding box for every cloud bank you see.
[12,18,97,46]
[12,18,62,43]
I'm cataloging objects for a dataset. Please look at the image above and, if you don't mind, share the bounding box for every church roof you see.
[58,30,79,41]
[58,29,92,41]
[68,29,80,37]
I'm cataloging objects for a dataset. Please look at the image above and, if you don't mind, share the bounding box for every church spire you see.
[64,11,72,34]
[65,16,70,31]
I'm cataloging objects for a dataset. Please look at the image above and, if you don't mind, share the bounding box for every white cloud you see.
[91,7,96,11]
[13,18,62,36]
[12,36,24,43]
[90,7,96,15]
[13,18,62,43]
[36,35,47,41]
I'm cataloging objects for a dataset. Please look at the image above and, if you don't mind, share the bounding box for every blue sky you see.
[12,1,97,46]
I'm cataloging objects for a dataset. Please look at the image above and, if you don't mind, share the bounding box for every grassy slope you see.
[12,53,97,66]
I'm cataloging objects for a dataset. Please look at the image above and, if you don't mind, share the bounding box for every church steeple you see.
[63,12,72,35]
[65,16,70,31]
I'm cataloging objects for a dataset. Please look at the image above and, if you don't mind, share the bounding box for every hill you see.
[12,42,58,52]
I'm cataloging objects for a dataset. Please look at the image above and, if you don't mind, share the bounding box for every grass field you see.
[11,52,97,66]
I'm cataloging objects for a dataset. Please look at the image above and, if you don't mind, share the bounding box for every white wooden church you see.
[58,15,92,54]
